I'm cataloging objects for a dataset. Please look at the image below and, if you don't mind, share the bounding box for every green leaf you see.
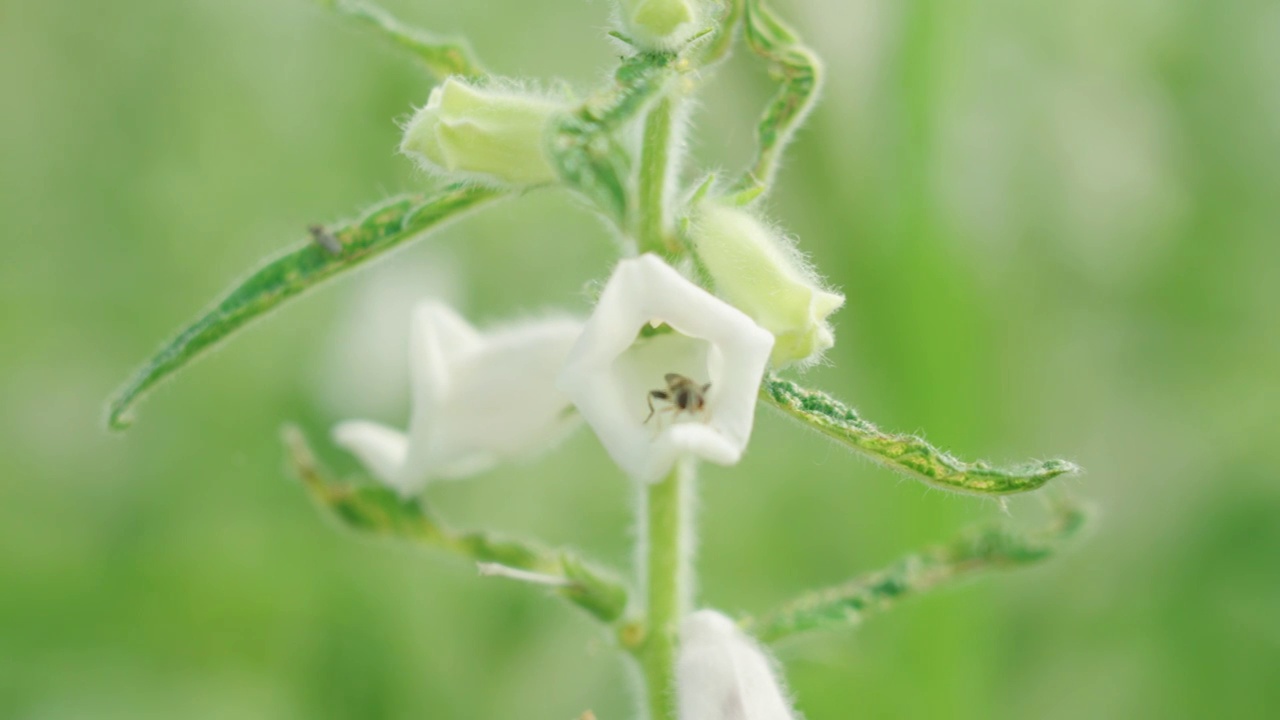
[742,500,1090,643]
[105,185,503,430]
[760,374,1080,494]
[726,0,823,204]
[283,426,630,623]
[317,0,486,79]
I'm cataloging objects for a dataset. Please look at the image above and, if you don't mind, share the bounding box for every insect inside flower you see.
[645,372,711,425]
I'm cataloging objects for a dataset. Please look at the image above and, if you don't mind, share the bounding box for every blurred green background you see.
[3,0,1278,717]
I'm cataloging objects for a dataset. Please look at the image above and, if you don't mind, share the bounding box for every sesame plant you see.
[106,1,1086,718]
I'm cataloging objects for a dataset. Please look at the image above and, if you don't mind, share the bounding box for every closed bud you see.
[617,0,702,51]
[691,203,845,366]
[400,78,564,187]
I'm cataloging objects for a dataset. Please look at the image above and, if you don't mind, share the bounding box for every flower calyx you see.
[677,609,798,720]
[690,202,845,366]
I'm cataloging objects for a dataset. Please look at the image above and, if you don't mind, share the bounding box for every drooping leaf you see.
[761,374,1080,494]
[283,426,629,622]
[743,499,1090,642]
[106,185,503,430]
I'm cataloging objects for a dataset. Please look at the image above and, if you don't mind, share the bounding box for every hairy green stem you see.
[629,65,694,718]
[637,95,681,256]
[638,461,693,720]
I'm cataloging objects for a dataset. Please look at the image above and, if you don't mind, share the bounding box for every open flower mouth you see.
[560,254,775,482]
[616,332,715,427]
[614,333,739,467]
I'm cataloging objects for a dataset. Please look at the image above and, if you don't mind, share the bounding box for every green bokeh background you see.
[3,0,1278,717]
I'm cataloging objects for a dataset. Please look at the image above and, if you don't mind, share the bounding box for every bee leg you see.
[653,405,680,431]
[645,390,669,424]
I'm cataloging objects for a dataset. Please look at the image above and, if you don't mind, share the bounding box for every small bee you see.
[645,373,711,425]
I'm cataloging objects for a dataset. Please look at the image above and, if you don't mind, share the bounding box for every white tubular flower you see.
[691,203,845,367]
[677,610,798,720]
[557,254,774,483]
[333,301,583,494]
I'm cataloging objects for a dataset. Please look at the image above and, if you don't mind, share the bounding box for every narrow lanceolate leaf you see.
[283,426,630,623]
[760,375,1080,494]
[727,0,823,204]
[743,500,1089,643]
[550,51,677,225]
[318,0,486,79]
[106,185,503,430]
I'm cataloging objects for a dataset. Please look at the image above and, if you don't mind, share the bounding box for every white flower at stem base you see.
[333,301,582,494]
[677,610,798,720]
[557,254,774,483]
[399,77,565,187]
[691,203,845,367]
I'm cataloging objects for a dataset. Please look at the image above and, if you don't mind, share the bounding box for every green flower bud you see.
[617,0,702,51]
[691,203,845,367]
[399,78,564,187]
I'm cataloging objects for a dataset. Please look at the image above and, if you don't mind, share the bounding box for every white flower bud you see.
[616,0,703,51]
[691,203,845,367]
[677,610,799,720]
[557,255,774,483]
[399,78,565,187]
[333,301,583,494]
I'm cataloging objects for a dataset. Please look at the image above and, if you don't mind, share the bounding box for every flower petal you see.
[334,301,583,493]
[399,314,585,488]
